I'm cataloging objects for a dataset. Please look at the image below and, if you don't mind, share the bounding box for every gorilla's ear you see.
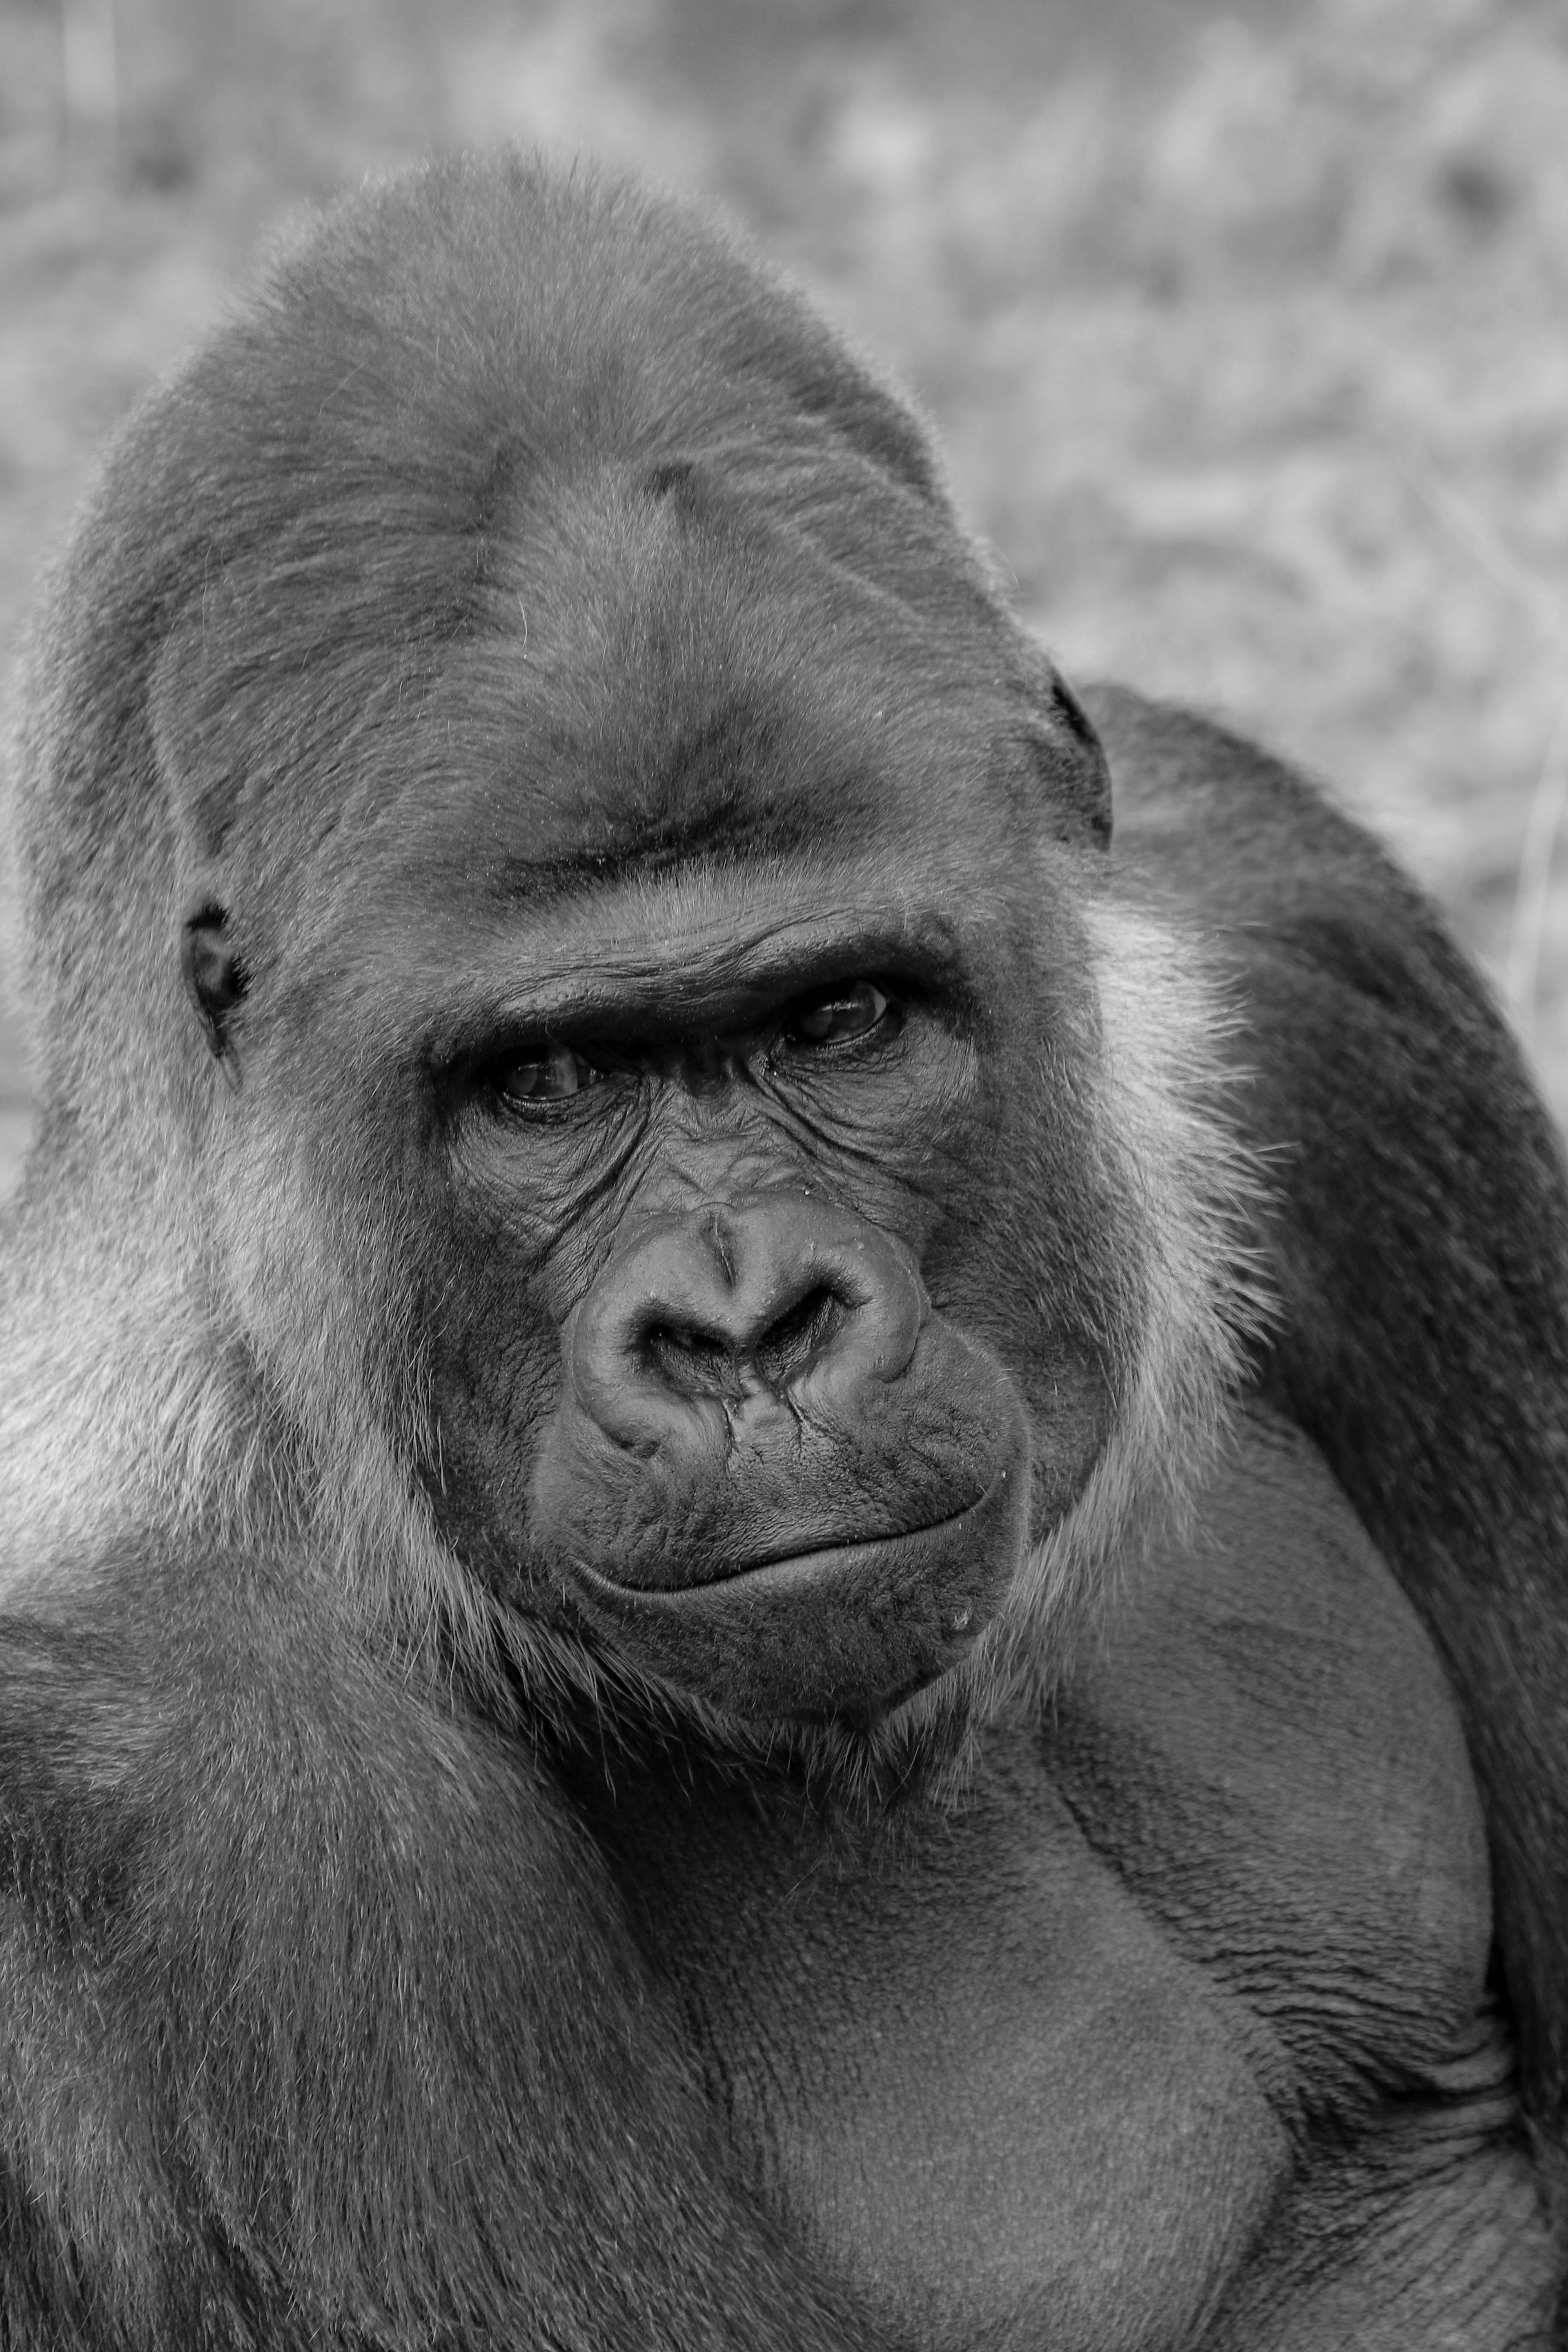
[1022,651,1112,850]
[180,903,246,1093]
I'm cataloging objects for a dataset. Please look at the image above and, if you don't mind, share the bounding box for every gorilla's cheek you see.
[421,1265,563,1576]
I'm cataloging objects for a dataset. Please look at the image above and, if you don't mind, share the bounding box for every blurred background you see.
[2,0,1566,1186]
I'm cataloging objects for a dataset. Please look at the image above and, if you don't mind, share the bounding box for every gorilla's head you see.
[9,155,1251,1760]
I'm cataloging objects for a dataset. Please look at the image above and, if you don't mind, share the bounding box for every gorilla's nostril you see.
[753,1283,846,1389]
[640,1283,848,1400]
[641,1319,744,1401]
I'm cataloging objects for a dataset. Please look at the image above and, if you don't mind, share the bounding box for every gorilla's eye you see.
[495,1043,604,1105]
[782,979,897,1051]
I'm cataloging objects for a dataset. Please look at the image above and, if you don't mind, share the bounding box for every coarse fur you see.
[2,150,1566,2348]
[1088,683,1568,2127]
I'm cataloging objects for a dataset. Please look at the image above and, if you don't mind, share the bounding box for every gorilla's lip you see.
[564,1452,1030,1719]
[707,1488,995,1593]
[575,1472,1009,1604]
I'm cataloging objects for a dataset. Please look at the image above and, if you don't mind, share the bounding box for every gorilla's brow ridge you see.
[486,795,855,906]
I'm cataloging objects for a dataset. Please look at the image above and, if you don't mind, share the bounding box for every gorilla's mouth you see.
[563,1460,1029,1720]
[581,1474,1010,1601]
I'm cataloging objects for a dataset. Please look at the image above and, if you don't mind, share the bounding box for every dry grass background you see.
[2,0,1566,1188]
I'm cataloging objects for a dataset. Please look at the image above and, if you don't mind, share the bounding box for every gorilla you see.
[2,151,1566,2348]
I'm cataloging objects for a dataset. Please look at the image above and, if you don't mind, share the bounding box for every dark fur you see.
[1096,688,1568,2121]
[2,152,1566,2345]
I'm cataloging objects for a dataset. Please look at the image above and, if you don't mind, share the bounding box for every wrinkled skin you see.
[1,154,1566,2349]
[417,823,1078,1722]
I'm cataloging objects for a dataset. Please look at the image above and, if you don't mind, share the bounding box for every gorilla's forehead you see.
[323,782,1042,1051]
[158,443,1032,899]
[287,483,1052,1035]
[329,470,1031,889]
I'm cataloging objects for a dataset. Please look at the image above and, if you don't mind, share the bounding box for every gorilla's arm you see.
[1089,683,1568,2128]
[0,1555,894,2352]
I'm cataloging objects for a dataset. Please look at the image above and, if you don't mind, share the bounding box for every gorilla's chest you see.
[589,1735,1287,2352]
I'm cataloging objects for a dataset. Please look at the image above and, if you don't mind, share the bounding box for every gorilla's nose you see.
[569,1192,928,1453]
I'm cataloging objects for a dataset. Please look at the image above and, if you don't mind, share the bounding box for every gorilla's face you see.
[199,468,1121,1724]
[416,858,1112,1722]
